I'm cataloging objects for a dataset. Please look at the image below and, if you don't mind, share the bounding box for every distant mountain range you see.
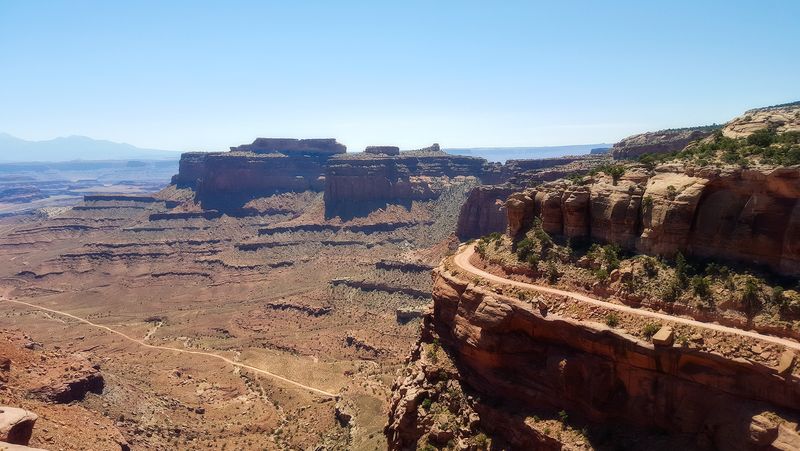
[445,143,612,163]
[0,133,181,162]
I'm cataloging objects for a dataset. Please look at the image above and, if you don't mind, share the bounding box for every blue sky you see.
[1,1,798,152]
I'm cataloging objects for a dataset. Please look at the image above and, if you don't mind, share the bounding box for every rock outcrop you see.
[229,138,346,155]
[0,407,37,446]
[611,127,717,160]
[323,146,492,215]
[722,102,800,138]
[455,185,518,240]
[505,165,800,276]
[386,268,800,450]
[365,146,400,156]
[172,140,346,198]
[455,156,610,240]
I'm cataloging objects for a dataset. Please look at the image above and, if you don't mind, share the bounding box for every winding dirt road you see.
[0,297,338,398]
[454,244,800,352]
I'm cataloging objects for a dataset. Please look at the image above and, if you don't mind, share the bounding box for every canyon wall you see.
[170,138,611,221]
[171,139,347,207]
[722,102,800,139]
[611,128,716,160]
[455,156,609,240]
[386,269,800,450]
[323,147,493,210]
[455,185,517,240]
[505,165,800,276]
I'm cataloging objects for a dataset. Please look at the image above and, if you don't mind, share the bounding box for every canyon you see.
[0,139,599,450]
[385,102,800,450]
[0,103,798,450]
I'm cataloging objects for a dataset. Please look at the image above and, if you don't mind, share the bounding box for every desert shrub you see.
[642,323,660,339]
[514,237,534,256]
[741,278,762,317]
[421,397,432,411]
[662,278,682,302]
[473,433,490,449]
[747,128,777,147]
[534,226,553,251]
[594,268,609,282]
[770,286,785,307]
[674,252,689,287]
[546,261,559,283]
[704,262,730,280]
[642,257,659,278]
[426,339,440,363]
[558,410,569,428]
[776,131,800,145]
[590,163,626,185]
[602,244,621,271]
[642,195,653,208]
[605,312,620,327]
[666,185,677,200]
[691,275,710,298]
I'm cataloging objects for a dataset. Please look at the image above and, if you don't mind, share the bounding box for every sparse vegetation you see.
[691,275,710,299]
[590,163,626,185]
[642,323,660,339]
[637,127,800,167]
[426,339,440,363]
[742,278,762,318]
[558,410,569,429]
[605,312,620,327]
[666,185,677,200]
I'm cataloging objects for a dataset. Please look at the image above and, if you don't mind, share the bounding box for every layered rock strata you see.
[386,268,800,450]
[171,138,346,198]
[505,165,800,276]
[323,146,492,212]
[455,156,609,240]
[723,102,800,138]
[611,128,717,160]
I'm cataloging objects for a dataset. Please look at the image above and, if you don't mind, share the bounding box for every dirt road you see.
[454,244,800,352]
[1,297,339,398]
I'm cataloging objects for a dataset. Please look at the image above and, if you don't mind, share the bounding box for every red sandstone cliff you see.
[611,128,717,160]
[504,165,800,277]
[385,268,800,450]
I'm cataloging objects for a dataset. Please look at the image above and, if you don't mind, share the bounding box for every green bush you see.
[691,275,710,299]
[590,163,626,185]
[666,185,677,200]
[421,398,432,411]
[741,278,762,318]
[473,433,490,449]
[642,323,660,339]
[515,237,537,264]
[747,128,777,147]
[642,257,659,278]
[675,252,690,287]
[605,312,620,327]
[662,278,682,302]
[771,286,785,307]
[558,410,569,428]
[546,261,559,283]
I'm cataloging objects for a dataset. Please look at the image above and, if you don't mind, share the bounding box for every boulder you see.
[778,350,797,376]
[0,407,37,445]
[651,326,675,346]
